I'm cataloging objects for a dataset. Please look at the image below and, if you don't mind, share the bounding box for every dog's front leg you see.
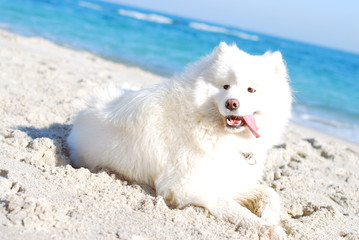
[233,185,287,240]
[199,196,286,240]
[234,185,282,225]
[157,179,286,240]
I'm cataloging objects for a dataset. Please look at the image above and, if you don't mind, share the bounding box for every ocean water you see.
[1,0,358,143]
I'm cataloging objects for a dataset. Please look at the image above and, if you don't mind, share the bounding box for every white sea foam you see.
[118,9,173,24]
[189,22,259,41]
[78,1,101,10]
[189,22,228,34]
[231,31,259,41]
[0,23,9,29]
[292,112,359,143]
[293,112,358,130]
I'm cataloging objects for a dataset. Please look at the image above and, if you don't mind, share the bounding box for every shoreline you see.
[2,27,358,146]
[1,29,358,239]
[2,28,357,147]
[288,122,359,150]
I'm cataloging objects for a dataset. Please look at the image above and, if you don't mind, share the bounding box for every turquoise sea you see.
[1,0,358,143]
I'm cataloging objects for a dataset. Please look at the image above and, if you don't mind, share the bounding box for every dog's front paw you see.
[259,225,287,240]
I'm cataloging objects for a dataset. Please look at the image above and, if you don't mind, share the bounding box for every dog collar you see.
[242,152,256,165]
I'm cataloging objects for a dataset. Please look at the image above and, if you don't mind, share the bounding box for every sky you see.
[104,0,359,54]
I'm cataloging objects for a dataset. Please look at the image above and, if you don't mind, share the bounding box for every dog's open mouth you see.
[226,114,260,138]
[226,116,246,128]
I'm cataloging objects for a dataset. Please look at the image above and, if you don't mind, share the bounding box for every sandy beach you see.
[1,30,358,240]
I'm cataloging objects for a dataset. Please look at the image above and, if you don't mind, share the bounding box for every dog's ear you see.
[217,42,229,53]
[214,42,229,59]
[266,51,287,77]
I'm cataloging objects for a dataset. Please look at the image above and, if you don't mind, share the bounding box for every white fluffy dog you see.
[67,42,291,239]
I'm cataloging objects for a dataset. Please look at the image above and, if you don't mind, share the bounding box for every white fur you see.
[67,42,291,239]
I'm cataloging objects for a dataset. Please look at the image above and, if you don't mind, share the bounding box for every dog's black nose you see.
[225,98,239,111]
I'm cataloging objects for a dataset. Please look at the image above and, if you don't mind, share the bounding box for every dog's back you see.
[67,82,179,186]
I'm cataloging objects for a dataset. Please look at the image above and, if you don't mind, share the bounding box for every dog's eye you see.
[223,85,230,90]
[247,87,256,93]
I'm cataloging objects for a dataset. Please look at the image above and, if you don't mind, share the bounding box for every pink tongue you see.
[243,114,260,138]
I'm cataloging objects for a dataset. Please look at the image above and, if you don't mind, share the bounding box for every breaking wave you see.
[291,106,359,143]
[293,112,358,130]
[78,1,101,10]
[118,9,173,24]
[189,22,259,41]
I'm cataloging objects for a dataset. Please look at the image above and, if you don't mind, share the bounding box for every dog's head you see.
[191,42,292,139]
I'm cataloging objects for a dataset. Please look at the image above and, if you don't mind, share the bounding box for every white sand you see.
[1,30,358,240]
